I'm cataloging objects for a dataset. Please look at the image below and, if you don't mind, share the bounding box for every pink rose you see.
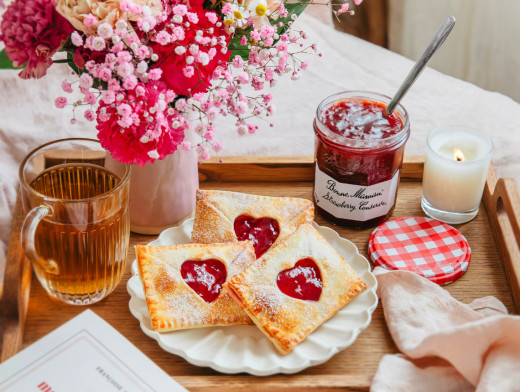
[55,0,163,33]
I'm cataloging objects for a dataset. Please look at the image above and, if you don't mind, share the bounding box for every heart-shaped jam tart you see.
[234,215,280,258]
[277,258,322,302]
[181,259,227,303]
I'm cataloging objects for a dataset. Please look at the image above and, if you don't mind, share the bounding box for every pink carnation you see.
[96,81,186,166]
[180,140,191,151]
[337,3,349,14]
[84,92,97,105]
[61,80,73,93]
[212,141,223,152]
[101,90,116,104]
[55,96,67,108]
[84,109,96,121]
[84,14,98,28]
[205,12,218,24]
[221,3,233,15]
[71,31,83,47]
[0,0,74,79]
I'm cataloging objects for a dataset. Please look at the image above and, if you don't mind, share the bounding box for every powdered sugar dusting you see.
[252,286,283,318]
[191,190,314,257]
[320,99,402,141]
[137,242,254,330]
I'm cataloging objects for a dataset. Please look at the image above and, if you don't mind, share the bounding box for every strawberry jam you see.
[277,258,322,302]
[181,259,227,303]
[234,215,280,258]
[313,91,410,229]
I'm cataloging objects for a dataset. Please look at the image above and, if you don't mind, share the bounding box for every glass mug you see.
[19,138,131,305]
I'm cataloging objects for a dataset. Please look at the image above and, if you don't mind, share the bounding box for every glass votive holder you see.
[421,125,493,224]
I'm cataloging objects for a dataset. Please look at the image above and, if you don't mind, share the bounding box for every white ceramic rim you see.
[127,219,378,376]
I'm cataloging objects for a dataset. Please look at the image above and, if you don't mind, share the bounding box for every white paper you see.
[0,310,188,392]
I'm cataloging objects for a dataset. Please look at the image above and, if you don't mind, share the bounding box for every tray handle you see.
[0,196,32,361]
[486,175,520,313]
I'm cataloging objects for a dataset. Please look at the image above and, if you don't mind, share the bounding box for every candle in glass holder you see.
[421,125,493,224]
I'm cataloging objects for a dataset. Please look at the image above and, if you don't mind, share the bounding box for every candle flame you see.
[454,148,465,162]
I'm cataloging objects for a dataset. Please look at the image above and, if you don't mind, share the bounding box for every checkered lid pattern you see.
[369,216,471,285]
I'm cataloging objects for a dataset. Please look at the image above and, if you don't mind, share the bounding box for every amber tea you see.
[28,163,129,304]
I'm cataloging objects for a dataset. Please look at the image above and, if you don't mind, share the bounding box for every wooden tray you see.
[2,156,520,391]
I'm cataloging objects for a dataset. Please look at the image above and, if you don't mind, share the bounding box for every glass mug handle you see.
[21,205,60,275]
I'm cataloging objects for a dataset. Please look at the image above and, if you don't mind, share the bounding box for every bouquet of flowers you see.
[0,0,360,165]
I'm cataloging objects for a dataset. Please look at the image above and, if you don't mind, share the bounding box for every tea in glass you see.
[19,139,131,305]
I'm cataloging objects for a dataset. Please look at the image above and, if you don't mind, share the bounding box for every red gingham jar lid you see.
[369,216,471,285]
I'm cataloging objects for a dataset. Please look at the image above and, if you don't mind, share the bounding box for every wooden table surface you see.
[2,156,519,391]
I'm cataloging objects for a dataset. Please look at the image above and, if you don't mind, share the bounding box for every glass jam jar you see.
[313,91,410,229]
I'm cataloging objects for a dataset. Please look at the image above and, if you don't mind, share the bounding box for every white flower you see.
[115,19,127,31]
[244,0,280,28]
[248,0,268,17]
[224,3,251,29]
[97,23,114,39]
[137,61,148,73]
[259,49,270,60]
[91,36,106,51]
[198,52,210,66]
[141,21,151,32]
[148,150,160,159]
[142,5,152,16]
[71,31,83,46]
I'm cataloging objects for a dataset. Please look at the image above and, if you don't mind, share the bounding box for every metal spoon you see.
[383,15,456,117]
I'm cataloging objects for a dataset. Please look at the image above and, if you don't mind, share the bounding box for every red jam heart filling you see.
[277,258,323,302]
[180,259,227,303]
[234,215,280,258]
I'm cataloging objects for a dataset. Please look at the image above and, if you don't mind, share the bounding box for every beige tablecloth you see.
[1,9,520,277]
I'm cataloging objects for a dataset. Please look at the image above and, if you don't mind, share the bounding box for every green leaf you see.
[229,30,252,60]
[0,49,22,70]
[230,49,251,61]
[228,0,310,59]
[66,51,82,75]
[272,1,309,36]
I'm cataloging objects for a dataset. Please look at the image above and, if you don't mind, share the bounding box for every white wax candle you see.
[422,126,493,214]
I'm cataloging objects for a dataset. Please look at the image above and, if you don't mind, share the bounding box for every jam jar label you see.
[314,165,400,221]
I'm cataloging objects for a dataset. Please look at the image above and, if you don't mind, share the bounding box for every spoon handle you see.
[384,15,456,117]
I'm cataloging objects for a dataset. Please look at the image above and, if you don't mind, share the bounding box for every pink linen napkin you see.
[371,267,520,392]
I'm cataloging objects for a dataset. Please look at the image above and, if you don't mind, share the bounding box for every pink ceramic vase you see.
[128,147,199,235]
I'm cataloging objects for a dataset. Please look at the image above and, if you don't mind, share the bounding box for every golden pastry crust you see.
[224,223,367,354]
[137,242,256,332]
[191,190,314,255]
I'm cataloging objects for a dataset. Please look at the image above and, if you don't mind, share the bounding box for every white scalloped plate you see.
[127,219,378,376]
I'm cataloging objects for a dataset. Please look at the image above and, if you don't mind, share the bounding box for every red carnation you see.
[96,81,187,166]
[0,0,74,79]
[149,7,231,95]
